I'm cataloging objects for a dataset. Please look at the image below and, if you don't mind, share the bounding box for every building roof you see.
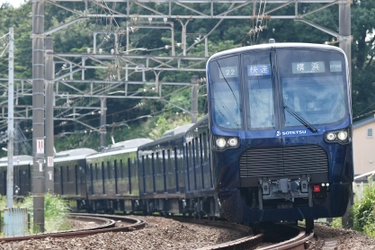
[353,115,375,129]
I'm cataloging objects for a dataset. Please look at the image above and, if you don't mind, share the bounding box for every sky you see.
[0,0,26,8]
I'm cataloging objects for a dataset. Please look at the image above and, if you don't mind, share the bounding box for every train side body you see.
[54,148,97,203]
[206,43,354,224]
[85,138,152,212]
[0,155,32,198]
[138,122,219,217]
[138,125,191,215]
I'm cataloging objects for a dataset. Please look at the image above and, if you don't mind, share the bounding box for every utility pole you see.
[45,37,54,193]
[100,98,107,149]
[6,27,14,209]
[32,0,45,233]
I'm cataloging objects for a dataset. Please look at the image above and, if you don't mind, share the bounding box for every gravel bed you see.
[313,223,375,250]
[1,217,375,249]
[0,216,248,250]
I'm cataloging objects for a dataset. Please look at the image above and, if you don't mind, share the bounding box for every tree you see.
[351,0,375,119]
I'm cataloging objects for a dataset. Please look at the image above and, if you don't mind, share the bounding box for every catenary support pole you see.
[45,37,54,193]
[6,27,14,209]
[32,0,45,233]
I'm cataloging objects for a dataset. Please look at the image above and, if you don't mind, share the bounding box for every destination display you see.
[248,64,271,76]
[292,61,325,74]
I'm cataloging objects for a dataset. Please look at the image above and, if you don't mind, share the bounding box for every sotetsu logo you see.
[276,130,307,137]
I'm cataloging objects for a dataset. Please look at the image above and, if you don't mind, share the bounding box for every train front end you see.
[206,43,353,225]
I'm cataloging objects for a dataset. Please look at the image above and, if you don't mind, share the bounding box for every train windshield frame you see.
[208,47,349,131]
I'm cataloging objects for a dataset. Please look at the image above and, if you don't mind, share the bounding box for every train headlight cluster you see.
[324,128,351,144]
[213,135,239,150]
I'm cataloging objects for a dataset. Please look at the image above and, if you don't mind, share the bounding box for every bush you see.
[21,193,72,233]
[352,177,375,237]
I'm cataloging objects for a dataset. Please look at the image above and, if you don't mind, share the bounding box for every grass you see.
[0,193,72,234]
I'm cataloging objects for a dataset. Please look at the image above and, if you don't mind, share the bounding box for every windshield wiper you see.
[283,105,318,133]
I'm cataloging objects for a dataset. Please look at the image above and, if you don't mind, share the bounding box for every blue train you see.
[0,42,353,232]
[206,42,353,231]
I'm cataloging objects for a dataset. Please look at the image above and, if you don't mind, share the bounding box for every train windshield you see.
[277,49,348,127]
[208,46,348,130]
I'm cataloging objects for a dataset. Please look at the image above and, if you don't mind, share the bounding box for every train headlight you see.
[324,128,351,144]
[228,137,238,147]
[216,138,227,148]
[213,135,240,150]
[326,132,336,141]
[337,131,348,141]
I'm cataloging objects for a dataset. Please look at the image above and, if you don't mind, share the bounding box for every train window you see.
[75,165,79,195]
[128,158,132,194]
[209,56,241,129]
[152,153,156,193]
[174,147,179,192]
[199,134,204,164]
[90,164,94,195]
[120,160,124,179]
[167,149,172,173]
[202,132,208,162]
[195,137,200,166]
[60,166,64,195]
[243,52,275,129]
[162,150,167,193]
[114,160,118,180]
[101,162,105,194]
[54,168,58,183]
[101,162,105,179]
[75,165,78,181]
[67,166,70,182]
[141,155,146,193]
[95,163,99,181]
[107,161,111,179]
[368,128,373,138]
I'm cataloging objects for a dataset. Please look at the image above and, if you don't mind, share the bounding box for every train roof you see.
[138,124,196,151]
[0,155,33,166]
[86,138,153,159]
[108,138,154,150]
[208,42,345,61]
[161,123,195,138]
[54,148,97,162]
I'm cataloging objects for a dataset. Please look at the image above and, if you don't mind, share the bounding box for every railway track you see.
[0,214,316,249]
[176,219,315,250]
[0,213,146,243]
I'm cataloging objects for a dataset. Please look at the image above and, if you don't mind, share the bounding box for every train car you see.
[85,138,153,213]
[138,121,220,218]
[54,148,97,209]
[138,125,193,216]
[0,155,32,199]
[206,41,353,231]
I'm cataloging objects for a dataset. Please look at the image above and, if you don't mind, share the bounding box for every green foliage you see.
[21,193,72,233]
[331,217,343,228]
[352,177,375,237]
[148,114,192,139]
[0,195,8,210]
